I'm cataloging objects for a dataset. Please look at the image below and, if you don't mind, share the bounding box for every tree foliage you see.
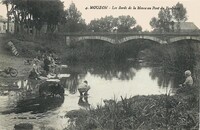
[1,0,65,33]
[88,16,118,32]
[59,2,87,33]
[172,2,187,22]
[150,2,187,32]
[131,25,142,32]
[150,17,159,29]
[172,2,187,31]
[117,15,136,32]
[88,15,139,32]
[149,8,173,32]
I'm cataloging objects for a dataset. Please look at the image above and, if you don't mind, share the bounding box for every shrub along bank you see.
[65,91,199,130]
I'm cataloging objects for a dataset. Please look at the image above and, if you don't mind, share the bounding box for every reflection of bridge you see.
[65,32,200,45]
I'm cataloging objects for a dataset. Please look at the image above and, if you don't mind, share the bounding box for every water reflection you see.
[63,58,198,108]
[150,67,175,88]
[0,78,67,130]
[2,96,64,114]
[1,79,64,114]
[65,62,139,94]
[67,62,139,81]
[62,67,172,110]
[65,73,79,94]
[0,79,40,110]
[78,96,90,108]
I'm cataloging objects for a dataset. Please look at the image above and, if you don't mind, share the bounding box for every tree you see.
[149,17,159,30]
[131,25,142,32]
[88,15,138,32]
[117,15,136,32]
[88,16,118,32]
[172,2,187,31]
[13,0,35,33]
[158,8,172,32]
[88,19,101,32]
[27,0,64,33]
[42,0,64,32]
[149,8,172,32]
[150,2,187,32]
[60,2,86,33]
[2,0,64,34]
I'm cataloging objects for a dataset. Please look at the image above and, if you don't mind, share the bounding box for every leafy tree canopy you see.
[149,2,187,32]
[2,0,65,33]
[88,15,140,32]
[172,2,187,22]
[59,2,87,33]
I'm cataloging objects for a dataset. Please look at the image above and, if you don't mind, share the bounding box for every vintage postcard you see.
[0,0,199,130]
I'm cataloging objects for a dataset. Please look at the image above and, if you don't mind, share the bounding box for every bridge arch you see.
[169,36,200,43]
[75,36,116,44]
[118,36,167,44]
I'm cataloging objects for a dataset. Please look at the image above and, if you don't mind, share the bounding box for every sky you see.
[0,0,199,31]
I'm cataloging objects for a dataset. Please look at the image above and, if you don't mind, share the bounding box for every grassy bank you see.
[0,34,32,78]
[1,33,66,58]
[65,92,199,130]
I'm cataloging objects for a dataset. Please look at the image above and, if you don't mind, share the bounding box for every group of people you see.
[28,53,58,80]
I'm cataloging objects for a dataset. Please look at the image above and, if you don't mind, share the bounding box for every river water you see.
[0,61,179,130]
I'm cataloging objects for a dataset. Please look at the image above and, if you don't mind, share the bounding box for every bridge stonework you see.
[65,32,200,45]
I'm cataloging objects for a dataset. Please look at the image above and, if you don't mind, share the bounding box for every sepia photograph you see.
[0,0,199,129]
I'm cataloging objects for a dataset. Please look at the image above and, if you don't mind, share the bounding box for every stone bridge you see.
[65,32,200,45]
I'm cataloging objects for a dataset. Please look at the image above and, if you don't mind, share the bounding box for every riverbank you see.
[0,33,66,84]
[65,92,199,130]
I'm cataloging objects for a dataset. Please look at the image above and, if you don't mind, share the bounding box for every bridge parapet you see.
[65,32,200,45]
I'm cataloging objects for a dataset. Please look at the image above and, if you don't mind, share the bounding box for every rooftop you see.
[174,22,199,30]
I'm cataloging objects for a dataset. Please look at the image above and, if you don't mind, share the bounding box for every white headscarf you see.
[185,70,191,76]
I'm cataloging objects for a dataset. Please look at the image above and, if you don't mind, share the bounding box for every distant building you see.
[0,16,7,33]
[173,22,199,32]
[0,15,14,33]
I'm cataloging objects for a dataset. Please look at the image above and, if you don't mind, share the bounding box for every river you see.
[0,61,180,130]
[0,41,199,130]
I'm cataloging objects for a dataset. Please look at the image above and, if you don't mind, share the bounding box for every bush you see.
[65,94,199,130]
